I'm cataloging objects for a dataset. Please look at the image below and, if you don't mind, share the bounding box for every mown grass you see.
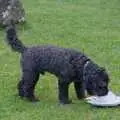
[0,0,120,120]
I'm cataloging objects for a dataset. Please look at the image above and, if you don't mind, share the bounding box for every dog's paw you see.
[77,96,86,100]
[19,95,39,102]
[60,99,72,105]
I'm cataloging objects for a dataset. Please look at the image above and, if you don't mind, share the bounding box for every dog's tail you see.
[5,22,27,53]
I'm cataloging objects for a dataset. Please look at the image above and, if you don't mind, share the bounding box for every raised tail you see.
[5,22,27,53]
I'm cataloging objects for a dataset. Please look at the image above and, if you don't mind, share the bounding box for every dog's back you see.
[21,45,79,78]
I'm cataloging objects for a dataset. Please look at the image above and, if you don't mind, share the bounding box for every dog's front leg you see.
[58,80,72,104]
[74,81,86,99]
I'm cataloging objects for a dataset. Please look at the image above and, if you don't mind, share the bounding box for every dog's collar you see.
[83,60,90,71]
[83,60,91,82]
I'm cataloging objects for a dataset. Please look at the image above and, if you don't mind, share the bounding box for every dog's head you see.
[84,61,109,96]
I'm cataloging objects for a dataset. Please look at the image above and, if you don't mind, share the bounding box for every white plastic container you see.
[86,91,120,107]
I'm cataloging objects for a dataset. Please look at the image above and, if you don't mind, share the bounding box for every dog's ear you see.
[97,67,110,81]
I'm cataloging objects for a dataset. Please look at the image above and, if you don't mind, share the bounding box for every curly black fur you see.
[5,22,109,104]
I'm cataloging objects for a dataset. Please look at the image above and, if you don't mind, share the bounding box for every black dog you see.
[4,22,109,104]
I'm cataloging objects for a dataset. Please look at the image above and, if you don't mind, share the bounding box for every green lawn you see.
[0,0,120,119]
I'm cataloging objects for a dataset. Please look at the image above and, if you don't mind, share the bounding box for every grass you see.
[0,0,120,119]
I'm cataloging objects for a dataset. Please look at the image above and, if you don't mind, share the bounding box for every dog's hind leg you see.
[74,81,86,99]
[18,70,39,102]
[58,80,72,104]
